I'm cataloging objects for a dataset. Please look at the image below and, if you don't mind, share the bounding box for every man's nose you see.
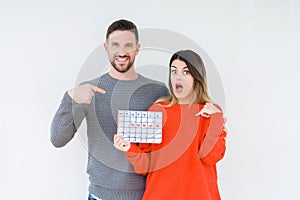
[117,46,126,55]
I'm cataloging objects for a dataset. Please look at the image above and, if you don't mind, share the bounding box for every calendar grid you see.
[117,110,162,143]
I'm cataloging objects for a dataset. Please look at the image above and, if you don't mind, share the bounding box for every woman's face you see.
[170,59,195,104]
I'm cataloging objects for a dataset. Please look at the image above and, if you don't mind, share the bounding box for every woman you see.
[114,50,226,200]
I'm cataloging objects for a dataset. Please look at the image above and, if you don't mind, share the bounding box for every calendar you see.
[117,110,163,143]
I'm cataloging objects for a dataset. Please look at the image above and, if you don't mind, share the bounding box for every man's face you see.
[105,30,140,73]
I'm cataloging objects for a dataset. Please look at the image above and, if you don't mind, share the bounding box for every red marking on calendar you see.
[118,110,162,144]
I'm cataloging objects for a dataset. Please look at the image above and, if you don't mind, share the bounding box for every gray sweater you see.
[51,73,169,200]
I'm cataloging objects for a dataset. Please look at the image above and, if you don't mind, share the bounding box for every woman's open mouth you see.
[175,83,183,93]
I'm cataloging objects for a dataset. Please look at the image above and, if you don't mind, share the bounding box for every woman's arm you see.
[114,134,151,175]
[196,103,227,165]
[199,112,227,165]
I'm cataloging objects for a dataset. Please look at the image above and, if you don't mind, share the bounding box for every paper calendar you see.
[117,110,162,143]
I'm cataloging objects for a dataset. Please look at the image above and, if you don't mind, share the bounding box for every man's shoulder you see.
[138,74,166,87]
[79,73,109,86]
[136,75,169,97]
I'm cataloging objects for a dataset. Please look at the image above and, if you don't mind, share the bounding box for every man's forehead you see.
[107,30,137,43]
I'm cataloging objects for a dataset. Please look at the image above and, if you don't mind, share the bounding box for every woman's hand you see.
[196,103,228,132]
[114,134,131,152]
[195,103,221,118]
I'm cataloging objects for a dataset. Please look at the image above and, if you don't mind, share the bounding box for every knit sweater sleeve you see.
[50,92,88,147]
[126,143,152,176]
[199,111,227,165]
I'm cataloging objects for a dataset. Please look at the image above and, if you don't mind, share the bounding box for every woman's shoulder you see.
[148,102,169,111]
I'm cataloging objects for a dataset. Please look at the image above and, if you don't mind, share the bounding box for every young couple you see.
[51,19,226,200]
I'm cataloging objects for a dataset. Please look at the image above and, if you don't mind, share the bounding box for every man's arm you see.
[50,92,86,147]
[50,84,105,147]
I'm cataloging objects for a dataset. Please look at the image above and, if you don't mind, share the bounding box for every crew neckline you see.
[106,73,141,82]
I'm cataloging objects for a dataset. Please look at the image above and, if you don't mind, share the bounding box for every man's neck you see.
[109,67,139,80]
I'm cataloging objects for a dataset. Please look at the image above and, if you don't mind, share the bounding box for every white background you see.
[1,0,299,199]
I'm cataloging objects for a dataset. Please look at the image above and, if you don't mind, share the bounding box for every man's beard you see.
[110,55,135,73]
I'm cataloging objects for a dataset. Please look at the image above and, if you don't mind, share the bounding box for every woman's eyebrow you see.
[171,66,188,69]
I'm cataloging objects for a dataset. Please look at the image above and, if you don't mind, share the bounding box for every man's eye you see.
[126,44,134,48]
[112,43,119,47]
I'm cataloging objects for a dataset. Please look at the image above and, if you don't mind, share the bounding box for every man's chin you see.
[115,66,128,73]
[113,63,133,73]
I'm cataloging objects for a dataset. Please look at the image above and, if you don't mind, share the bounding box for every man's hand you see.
[67,84,105,104]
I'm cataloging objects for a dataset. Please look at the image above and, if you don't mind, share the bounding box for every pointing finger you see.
[91,85,106,94]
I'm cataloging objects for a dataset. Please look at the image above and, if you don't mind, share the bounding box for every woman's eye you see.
[171,70,177,74]
[183,70,190,75]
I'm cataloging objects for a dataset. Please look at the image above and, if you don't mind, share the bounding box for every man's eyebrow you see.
[126,42,137,45]
[171,66,177,69]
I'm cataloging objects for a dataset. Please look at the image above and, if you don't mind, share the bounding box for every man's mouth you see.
[115,56,129,62]
[175,83,183,93]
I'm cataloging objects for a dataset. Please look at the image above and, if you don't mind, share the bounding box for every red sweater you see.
[126,103,226,200]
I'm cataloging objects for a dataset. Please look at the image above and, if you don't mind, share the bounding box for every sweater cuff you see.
[126,143,140,157]
[61,91,73,106]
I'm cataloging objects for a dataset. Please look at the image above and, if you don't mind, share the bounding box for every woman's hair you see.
[156,50,211,106]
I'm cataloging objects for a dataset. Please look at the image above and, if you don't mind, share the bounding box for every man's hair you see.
[106,19,139,43]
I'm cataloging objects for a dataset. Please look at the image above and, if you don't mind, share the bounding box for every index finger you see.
[91,85,106,94]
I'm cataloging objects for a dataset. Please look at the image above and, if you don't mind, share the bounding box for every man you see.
[50,19,169,200]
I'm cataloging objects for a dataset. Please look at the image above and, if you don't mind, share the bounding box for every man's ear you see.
[104,42,108,52]
[135,43,140,55]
